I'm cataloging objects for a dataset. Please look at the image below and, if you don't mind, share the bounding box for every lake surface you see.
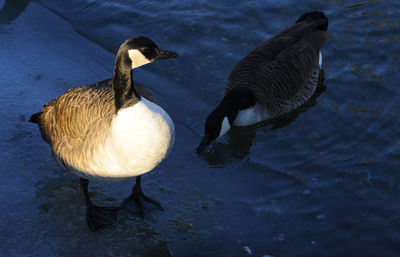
[0,0,399,256]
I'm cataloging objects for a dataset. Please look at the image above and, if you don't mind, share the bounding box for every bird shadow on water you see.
[33,173,173,257]
[201,70,327,167]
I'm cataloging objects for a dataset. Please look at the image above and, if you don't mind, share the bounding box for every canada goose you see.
[29,36,178,231]
[197,11,328,153]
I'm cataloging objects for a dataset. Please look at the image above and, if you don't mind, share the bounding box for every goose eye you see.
[140,47,150,53]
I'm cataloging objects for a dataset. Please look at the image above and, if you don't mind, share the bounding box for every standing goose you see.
[30,36,178,231]
[197,11,329,153]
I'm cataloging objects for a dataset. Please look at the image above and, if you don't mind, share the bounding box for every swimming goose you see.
[197,11,328,153]
[29,36,178,231]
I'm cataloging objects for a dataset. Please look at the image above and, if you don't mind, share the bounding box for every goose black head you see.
[197,87,255,153]
[113,36,178,111]
[197,109,231,153]
[116,36,178,70]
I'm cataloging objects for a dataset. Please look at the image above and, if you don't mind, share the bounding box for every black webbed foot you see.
[120,176,163,218]
[80,178,118,231]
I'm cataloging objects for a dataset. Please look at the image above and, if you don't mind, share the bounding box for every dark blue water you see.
[0,0,399,256]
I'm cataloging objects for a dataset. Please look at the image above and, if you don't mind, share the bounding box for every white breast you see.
[319,51,322,67]
[85,98,175,181]
[233,103,271,126]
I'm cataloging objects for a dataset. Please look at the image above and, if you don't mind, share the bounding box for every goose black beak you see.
[197,134,213,153]
[156,48,178,60]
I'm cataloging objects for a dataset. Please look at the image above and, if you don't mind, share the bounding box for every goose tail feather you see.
[29,112,41,124]
[296,11,328,31]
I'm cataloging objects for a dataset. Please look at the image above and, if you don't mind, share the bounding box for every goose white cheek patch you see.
[128,49,151,69]
[218,117,231,138]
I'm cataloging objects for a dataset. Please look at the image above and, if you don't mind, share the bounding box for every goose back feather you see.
[224,12,328,118]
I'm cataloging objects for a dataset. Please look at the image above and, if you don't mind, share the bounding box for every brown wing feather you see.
[38,84,114,163]
[225,21,327,117]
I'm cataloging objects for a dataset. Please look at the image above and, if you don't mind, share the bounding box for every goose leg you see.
[120,176,163,218]
[80,178,118,231]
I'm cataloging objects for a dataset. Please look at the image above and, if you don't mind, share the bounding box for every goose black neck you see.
[113,59,140,112]
[217,87,255,123]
